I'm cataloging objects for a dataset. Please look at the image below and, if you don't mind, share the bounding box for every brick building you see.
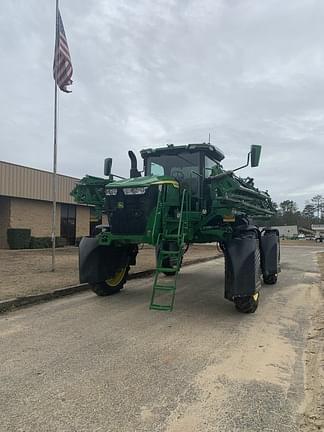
[0,160,96,248]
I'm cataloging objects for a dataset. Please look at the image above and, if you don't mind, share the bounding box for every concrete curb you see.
[0,255,220,314]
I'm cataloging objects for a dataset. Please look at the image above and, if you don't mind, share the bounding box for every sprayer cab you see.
[104,143,261,184]
[102,143,266,218]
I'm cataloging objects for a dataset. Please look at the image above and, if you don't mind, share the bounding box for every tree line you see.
[268,195,324,228]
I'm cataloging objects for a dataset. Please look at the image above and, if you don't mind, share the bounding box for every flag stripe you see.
[53,9,73,93]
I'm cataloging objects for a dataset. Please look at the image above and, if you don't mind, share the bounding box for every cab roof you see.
[140,143,225,162]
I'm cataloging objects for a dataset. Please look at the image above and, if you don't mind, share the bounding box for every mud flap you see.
[223,231,261,300]
[79,237,137,284]
[260,229,280,278]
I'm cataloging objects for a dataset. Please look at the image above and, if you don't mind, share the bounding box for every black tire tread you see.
[233,231,261,314]
[90,266,129,297]
[234,295,259,313]
[263,274,277,285]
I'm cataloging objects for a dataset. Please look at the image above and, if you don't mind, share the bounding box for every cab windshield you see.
[146,152,200,192]
[146,152,200,194]
[146,152,199,177]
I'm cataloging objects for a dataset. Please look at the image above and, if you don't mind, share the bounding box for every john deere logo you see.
[117,201,124,209]
[223,215,235,222]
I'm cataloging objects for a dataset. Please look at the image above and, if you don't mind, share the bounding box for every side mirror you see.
[104,158,112,176]
[250,145,262,167]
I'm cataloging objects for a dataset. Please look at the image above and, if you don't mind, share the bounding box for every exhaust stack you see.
[128,151,141,178]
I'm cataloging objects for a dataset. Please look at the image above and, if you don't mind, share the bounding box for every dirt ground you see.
[281,239,324,247]
[0,239,321,302]
[1,244,323,431]
[300,251,324,431]
[0,244,219,301]
[317,251,324,280]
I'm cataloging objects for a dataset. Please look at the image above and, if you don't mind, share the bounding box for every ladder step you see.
[164,234,181,239]
[150,189,188,312]
[154,284,176,291]
[159,250,181,255]
[156,267,178,273]
[150,304,173,311]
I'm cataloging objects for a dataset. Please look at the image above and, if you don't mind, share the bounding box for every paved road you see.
[1,245,323,432]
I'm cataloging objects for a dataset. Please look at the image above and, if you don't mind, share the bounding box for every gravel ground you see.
[0,244,219,301]
[281,240,324,247]
[317,251,324,280]
[0,244,323,431]
[300,251,324,431]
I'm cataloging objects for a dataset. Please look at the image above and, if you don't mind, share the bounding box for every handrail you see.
[177,190,186,237]
[152,188,163,242]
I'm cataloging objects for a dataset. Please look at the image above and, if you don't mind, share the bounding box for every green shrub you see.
[7,228,31,249]
[30,237,51,249]
[56,237,67,248]
[29,236,67,249]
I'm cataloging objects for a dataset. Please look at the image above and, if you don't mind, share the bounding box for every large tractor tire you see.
[263,274,277,285]
[233,237,261,314]
[223,228,262,314]
[79,238,138,296]
[234,292,260,313]
[90,265,129,296]
[260,229,280,286]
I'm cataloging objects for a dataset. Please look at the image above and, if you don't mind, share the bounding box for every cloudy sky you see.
[1,0,323,207]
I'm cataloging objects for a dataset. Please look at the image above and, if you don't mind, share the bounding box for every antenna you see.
[208,133,211,144]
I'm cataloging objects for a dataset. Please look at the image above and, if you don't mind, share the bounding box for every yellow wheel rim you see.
[252,292,259,301]
[106,267,127,287]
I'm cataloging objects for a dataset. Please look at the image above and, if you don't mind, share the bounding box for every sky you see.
[1,0,323,208]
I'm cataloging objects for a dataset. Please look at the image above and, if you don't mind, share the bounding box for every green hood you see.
[106,175,179,189]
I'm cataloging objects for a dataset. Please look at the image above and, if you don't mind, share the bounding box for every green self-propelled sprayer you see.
[72,143,280,313]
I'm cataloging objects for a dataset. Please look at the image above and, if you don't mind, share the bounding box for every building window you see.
[60,204,76,245]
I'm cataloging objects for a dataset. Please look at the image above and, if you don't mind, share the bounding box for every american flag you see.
[53,9,73,93]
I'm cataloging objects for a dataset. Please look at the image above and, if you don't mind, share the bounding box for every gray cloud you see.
[1,0,323,208]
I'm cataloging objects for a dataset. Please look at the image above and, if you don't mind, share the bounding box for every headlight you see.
[123,187,147,195]
[105,188,118,196]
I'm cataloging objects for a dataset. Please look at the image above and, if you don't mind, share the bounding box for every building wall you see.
[0,196,91,248]
[76,206,90,238]
[0,160,80,204]
[311,224,324,238]
[9,197,61,237]
[0,196,10,248]
[271,225,298,238]
[0,160,94,248]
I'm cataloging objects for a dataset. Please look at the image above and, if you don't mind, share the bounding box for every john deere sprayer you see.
[72,143,280,313]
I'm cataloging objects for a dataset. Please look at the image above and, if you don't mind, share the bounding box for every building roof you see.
[0,160,83,205]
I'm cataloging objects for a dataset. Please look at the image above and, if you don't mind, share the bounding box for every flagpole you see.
[52,0,59,272]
